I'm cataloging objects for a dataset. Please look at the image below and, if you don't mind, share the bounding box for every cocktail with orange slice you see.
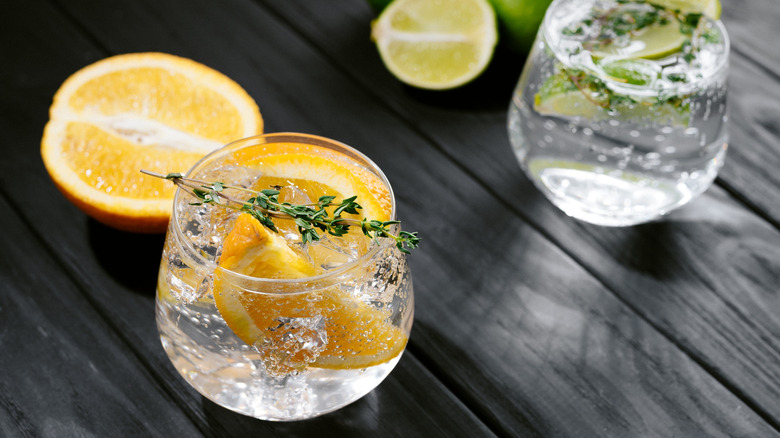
[155,133,414,421]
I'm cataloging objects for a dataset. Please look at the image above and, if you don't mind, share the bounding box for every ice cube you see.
[254,315,327,378]
[308,233,361,271]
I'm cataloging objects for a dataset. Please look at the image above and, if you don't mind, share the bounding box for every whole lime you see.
[489,0,552,54]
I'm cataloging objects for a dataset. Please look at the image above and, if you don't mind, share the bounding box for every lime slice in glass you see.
[371,0,498,90]
[533,71,690,126]
[649,0,721,18]
[592,19,688,60]
[534,72,604,118]
[600,59,662,86]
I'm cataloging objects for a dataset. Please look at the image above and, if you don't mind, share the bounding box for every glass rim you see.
[541,0,730,93]
[170,132,398,291]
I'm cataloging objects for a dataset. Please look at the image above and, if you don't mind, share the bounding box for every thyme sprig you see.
[564,0,708,64]
[140,169,420,254]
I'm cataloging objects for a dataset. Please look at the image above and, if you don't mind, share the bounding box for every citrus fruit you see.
[371,0,498,90]
[534,71,689,125]
[649,0,721,18]
[591,19,689,60]
[210,145,407,375]
[533,71,602,119]
[41,52,263,233]
[488,0,553,54]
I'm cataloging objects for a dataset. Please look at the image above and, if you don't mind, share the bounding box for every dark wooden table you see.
[2,0,779,436]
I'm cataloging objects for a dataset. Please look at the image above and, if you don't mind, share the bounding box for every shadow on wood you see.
[87,219,166,296]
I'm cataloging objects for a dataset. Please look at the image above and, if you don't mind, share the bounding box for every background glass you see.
[508,0,730,226]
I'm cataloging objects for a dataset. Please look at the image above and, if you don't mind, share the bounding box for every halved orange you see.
[41,52,263,233]
[210,145,407,376]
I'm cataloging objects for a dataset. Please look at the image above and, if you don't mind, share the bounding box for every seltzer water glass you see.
[508,0,730,226]
[155,133,414,421]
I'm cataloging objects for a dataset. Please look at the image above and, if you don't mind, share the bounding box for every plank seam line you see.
[255,2,780,434]
[47,0,114,55]
[0,138,223,437]
[31,3,221,432]
[715,176,780,232]
[730,45,780,84]
[248,2,510,436]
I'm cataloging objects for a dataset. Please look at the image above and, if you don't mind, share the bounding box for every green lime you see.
[600,59,661,86]
[592,19,689,60]
[534,72,603,118]
[366,0,392,12]
[649,0,721,18]
[488,0,553,54]
[533,71,690,125]
[371,0,498,90]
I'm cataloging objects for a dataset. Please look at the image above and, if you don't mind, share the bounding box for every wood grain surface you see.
[1,0,778,436]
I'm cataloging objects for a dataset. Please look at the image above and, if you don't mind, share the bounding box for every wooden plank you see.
[257,0,780,429]
[0,1,496,436]
[0,194,204,437]
[50,0,780,435]
[719,50,780,226]
[3,0,776,435]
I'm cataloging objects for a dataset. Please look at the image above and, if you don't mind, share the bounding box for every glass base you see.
[157,297,402,421]
[530,165,695,226]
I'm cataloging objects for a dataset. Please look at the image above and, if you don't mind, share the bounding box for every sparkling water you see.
[508,0,729,226]
[155,135,414,421]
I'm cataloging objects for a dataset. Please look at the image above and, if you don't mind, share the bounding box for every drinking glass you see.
[508,0,730,226]
[155,133,414,421]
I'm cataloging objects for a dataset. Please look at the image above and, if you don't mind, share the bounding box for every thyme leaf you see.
[141,169,420,253]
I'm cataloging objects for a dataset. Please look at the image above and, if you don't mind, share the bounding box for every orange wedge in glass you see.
[211,146,407,376]
[41,52,263,233]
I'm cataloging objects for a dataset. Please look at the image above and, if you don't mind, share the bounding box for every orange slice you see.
[210,146,407,376]
[41,52,263,233]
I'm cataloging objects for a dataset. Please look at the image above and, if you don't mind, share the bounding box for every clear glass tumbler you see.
[508,0,730,226]
[155,133,414,421]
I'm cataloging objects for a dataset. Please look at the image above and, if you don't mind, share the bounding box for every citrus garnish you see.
[591,19,689,60]
[534,71,689,125]
[649,0,721,18]
[204,145,409,376]
[41,52,263,233]
[371,0,498,90]
[214,214,408,376]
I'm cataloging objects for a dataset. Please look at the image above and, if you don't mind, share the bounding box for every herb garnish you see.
[141,170,420,254]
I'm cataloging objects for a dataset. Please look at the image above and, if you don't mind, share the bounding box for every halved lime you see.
[592,19,689,60]
[371,0,498,90]
[649,0,721,18]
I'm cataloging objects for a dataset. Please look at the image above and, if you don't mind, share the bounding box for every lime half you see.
[371,0,498,90]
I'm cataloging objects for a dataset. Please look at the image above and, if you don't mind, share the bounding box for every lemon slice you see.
[371,0,498,90]
[650,0,721,18]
